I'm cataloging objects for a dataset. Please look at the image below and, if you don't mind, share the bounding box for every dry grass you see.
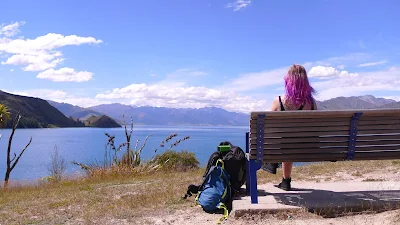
[0,169,204,224]
[1,159,400,224]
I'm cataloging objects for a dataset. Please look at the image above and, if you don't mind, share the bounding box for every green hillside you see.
[84,115,121,128]
[0,90,85,128]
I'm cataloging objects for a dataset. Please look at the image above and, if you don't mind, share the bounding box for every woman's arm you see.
[270,97,280,111]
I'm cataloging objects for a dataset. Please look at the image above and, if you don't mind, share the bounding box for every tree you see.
[4,112,32,189]
[0,104,11,128]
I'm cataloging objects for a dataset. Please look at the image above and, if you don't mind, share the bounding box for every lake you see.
[0,125,251,181]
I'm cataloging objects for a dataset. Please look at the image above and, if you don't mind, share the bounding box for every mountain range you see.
[1,89,400,128]
[316,95,399,110]
[50,94,400,126]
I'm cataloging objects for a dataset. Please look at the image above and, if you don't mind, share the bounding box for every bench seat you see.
[245,109,400,204]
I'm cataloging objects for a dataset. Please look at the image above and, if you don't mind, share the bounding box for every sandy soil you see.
[138,167,400,225]
[138,207,400,225]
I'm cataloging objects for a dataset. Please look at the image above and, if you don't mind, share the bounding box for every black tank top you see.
[279,96,314,111]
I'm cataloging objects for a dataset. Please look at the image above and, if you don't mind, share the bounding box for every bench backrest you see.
[249,109,400,162]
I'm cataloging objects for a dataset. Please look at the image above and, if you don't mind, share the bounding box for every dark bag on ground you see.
[183,141,246,200]
[203,141,246,195]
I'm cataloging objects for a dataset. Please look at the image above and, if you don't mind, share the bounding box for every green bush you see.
[152,150,199,172]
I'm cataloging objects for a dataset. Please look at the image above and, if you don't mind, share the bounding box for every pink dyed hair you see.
[284,64,316,106]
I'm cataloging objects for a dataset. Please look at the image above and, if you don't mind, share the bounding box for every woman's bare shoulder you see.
[270,96,281,111]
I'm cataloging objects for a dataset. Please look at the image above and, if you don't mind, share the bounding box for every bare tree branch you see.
[10,153,16,163]
[10,136,32,172]
[4,111,32,189]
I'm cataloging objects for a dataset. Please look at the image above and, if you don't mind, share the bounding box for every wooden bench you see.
[245,109,400,204]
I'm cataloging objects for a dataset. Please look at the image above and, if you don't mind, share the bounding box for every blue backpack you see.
[195,159,231,223]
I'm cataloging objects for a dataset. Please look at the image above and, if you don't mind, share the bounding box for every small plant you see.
[151,150,199,172]
[48,145,67,182]
[0,104,11,128]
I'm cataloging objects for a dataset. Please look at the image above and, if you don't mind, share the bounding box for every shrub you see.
[151,150,199,172]
[47,146,67,182]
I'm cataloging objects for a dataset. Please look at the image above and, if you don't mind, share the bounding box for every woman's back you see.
[278,95,316,111]
[270,95,317,112]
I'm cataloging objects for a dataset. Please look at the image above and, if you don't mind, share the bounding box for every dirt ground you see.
[138,207,400,225]
[138,165,400,225]
[2,161,400,225]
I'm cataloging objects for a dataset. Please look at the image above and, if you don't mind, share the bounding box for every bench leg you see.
[246,158,250,194]
[249,159,262,204]
[245,132,250,194]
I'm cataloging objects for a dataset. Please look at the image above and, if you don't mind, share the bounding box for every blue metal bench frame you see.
[245,112,363,204]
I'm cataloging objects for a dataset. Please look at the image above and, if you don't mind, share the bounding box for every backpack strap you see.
[217,203,229,224]
[278,96,285,111]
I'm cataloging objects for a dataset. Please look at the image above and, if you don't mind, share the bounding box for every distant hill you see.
[316,95,397,110]
[0,91,84,128]
[379,102,400,109]
[89,104,249,126]
[48,100,102,120]
[84,115,121,128]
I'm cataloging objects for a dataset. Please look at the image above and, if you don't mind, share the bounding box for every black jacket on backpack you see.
[183,141,246,202]
[203,142,246,195]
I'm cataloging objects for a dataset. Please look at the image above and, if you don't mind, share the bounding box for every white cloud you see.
[357,60,388,67]
[308,66,359,79]
[313,67,400,100]
[95,83,268,113]
[5,89,110,107]
[2,52,63,71]
[165,68,208,80]
[0,21,25,37]
[225,0,251,11]
[6,89,68,100]
[227,67,287,91]
[383,96,400,102]
[0,21,101,81]
[36,68,93,82]
[10,69,14,72]
[305,53,372,69]
[171,68,207,77]
[157,68,208,86]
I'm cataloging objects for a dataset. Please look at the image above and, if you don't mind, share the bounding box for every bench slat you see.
[249,151,400,162]
[250,144,400,155]
[251,142,348,149]
[250,139,400,149]
[250,119,400,128]
[249,153,346,161]
[251,116,400,124]
[250,136,350,144]
[250,147,347,154]
[251,109,400,119]
[250,134,400,144]
[250,129,400,138]
[252,124,400,134]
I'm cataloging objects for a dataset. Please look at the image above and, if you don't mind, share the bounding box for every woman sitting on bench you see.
[262,64,318,191]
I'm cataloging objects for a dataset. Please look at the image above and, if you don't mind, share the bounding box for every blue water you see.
[0,125,249,181]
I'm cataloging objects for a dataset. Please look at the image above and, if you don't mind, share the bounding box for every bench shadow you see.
[273,188,400,218]
[234,187,400,218]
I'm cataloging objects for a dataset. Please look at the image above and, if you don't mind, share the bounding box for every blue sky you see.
[0,0,399,112]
